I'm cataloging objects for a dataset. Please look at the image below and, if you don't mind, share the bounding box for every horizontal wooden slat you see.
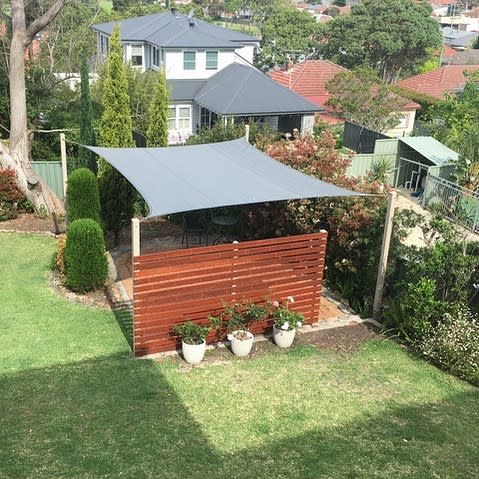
[133,232,328,355]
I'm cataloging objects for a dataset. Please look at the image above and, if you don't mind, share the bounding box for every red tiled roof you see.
[394,65,479,100]
[268,60,419,110]
[267,60,346,99]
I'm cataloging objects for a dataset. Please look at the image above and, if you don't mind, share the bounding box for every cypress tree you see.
[146,70,169,147]
[98,27,135,245]
[78,57,97,173]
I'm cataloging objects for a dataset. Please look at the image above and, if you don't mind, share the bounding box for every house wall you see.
[163,49,235,79]
[385,109,417,138]
[234,44,255,64]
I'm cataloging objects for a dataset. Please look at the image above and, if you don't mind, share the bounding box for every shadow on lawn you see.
[1,353,478,479]
[110,300,134,350]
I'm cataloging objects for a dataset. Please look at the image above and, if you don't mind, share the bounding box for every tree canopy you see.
[256,7,321,70]
[320,0,442,83]
[326,69,408,132]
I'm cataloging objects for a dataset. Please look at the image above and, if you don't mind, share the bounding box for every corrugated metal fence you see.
[31,161,63,198]
[133,232,328,356]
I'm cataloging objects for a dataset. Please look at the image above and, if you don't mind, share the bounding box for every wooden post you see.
[60,133,68,199]
[373,191,397,319]
[132,217,140,259]
[245,124,250,143]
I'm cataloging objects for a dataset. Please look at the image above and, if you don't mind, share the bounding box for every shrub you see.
[0,168,24,221]
[416,306,479,386]
[51,234,67,276]
[66,168,100,223]
[64,219,108,293]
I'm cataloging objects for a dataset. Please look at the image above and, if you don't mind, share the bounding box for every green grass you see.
[1,232,478,478]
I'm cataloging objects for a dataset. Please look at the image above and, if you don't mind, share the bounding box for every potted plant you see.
[219,301,267,357]
[271,297,304,348]
[173,321,210,364]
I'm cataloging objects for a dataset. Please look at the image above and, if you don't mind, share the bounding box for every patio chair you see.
[182,213,208,248]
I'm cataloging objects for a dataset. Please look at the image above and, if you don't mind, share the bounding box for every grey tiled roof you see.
[192,64,321,115]
[92,11,257,48]
[168,79,206,101]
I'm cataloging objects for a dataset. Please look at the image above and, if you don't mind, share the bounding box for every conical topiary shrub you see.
[64,218,108,293]
[66,168,101,224]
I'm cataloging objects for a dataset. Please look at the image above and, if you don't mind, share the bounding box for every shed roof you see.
[86,138,359,217]
[399,136,458,166]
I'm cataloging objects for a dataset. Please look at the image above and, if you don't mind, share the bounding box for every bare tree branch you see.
[24,0,68,47]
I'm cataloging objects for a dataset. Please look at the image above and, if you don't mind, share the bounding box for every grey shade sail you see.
[86,138,360,217]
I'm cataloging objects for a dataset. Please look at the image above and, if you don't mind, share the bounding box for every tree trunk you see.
[0,0,66,216]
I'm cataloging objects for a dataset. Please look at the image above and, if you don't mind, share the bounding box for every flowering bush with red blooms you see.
[248,131,390,310]
[0,168,25,220]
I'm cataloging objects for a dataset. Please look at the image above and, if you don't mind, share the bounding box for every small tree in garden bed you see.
[66,168,101,224]
[64,218,108,293]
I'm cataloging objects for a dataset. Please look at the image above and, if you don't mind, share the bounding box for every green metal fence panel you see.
[346,154,375,177]
[31,161,64,199]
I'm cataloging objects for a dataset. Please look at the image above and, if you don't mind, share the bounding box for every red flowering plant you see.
[0,168,25,221]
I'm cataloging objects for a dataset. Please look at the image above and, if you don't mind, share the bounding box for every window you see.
[131,45,143,66]
[206,51,218,70]
[152,46,160,67]
[168,105,191,131]
[183,51,196,70]
[100,35,109,55]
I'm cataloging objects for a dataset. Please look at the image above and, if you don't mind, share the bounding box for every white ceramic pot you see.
[230,330,254,357]
[273,326,296,348]
[181,340,206,364]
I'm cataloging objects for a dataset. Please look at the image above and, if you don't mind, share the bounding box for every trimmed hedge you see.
[64,219,108,293]
[66,168,101,223]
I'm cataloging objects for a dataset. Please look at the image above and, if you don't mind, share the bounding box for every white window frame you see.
[168,104,192,132]
[206,50,218,70]
[183,50,196,70]
[130,44,144,67]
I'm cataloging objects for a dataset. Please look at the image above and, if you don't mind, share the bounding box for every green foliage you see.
[98,27,136,240]
[256,7,321,70]
[146,71,169,147]
[326,69,408,132]
[64,219,108,293]
[66,168,101,223]
[78,57,97,173]
[320,0,442,82]
[416,306,479,386]
[173,321,210,345]
[0,168,24,221]
[210,301,268,336]
[271,299,304,331]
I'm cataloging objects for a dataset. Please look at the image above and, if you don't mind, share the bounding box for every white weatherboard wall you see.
[163,49,235,79]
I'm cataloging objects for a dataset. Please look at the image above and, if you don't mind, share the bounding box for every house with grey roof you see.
[92,9,320,144]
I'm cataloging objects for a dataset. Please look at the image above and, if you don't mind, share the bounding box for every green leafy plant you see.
[66,168,101,223]
[173,322,210,345]
[271,297,305,331]
[0,168,24,221]
[64,218,108,293]
[415,306,479,386]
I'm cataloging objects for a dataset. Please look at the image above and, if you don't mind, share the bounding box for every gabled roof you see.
[395,65,479,100]
[92,11,257,48]
[267,60,346,98]
[193,63,320,115]
[400,137,458,166]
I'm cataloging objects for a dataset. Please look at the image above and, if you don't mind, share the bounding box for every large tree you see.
[326,69,408,133]
[320,0,442,83]
[98,27,135,244]
[0,0,66,215]
[256,7,321,70]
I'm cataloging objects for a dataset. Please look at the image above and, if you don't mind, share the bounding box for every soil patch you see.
[0,213,65,235]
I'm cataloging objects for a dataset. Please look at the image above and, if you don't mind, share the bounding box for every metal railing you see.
[422,174,479,232]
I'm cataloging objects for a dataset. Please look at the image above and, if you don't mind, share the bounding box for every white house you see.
[92,9,320,144]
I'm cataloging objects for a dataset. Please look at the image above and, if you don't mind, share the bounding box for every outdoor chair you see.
[182,213,208,248]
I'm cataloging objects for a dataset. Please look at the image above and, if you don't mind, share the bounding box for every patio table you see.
[212,215,238,244]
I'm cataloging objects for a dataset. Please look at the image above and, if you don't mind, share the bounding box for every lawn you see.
[1,233,478,478]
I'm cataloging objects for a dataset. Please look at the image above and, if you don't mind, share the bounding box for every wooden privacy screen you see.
[133,232,328,356]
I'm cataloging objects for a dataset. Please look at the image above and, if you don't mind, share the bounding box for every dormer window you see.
[206,51,218,70]
[183,51,196,70]
[131,44,143,66]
